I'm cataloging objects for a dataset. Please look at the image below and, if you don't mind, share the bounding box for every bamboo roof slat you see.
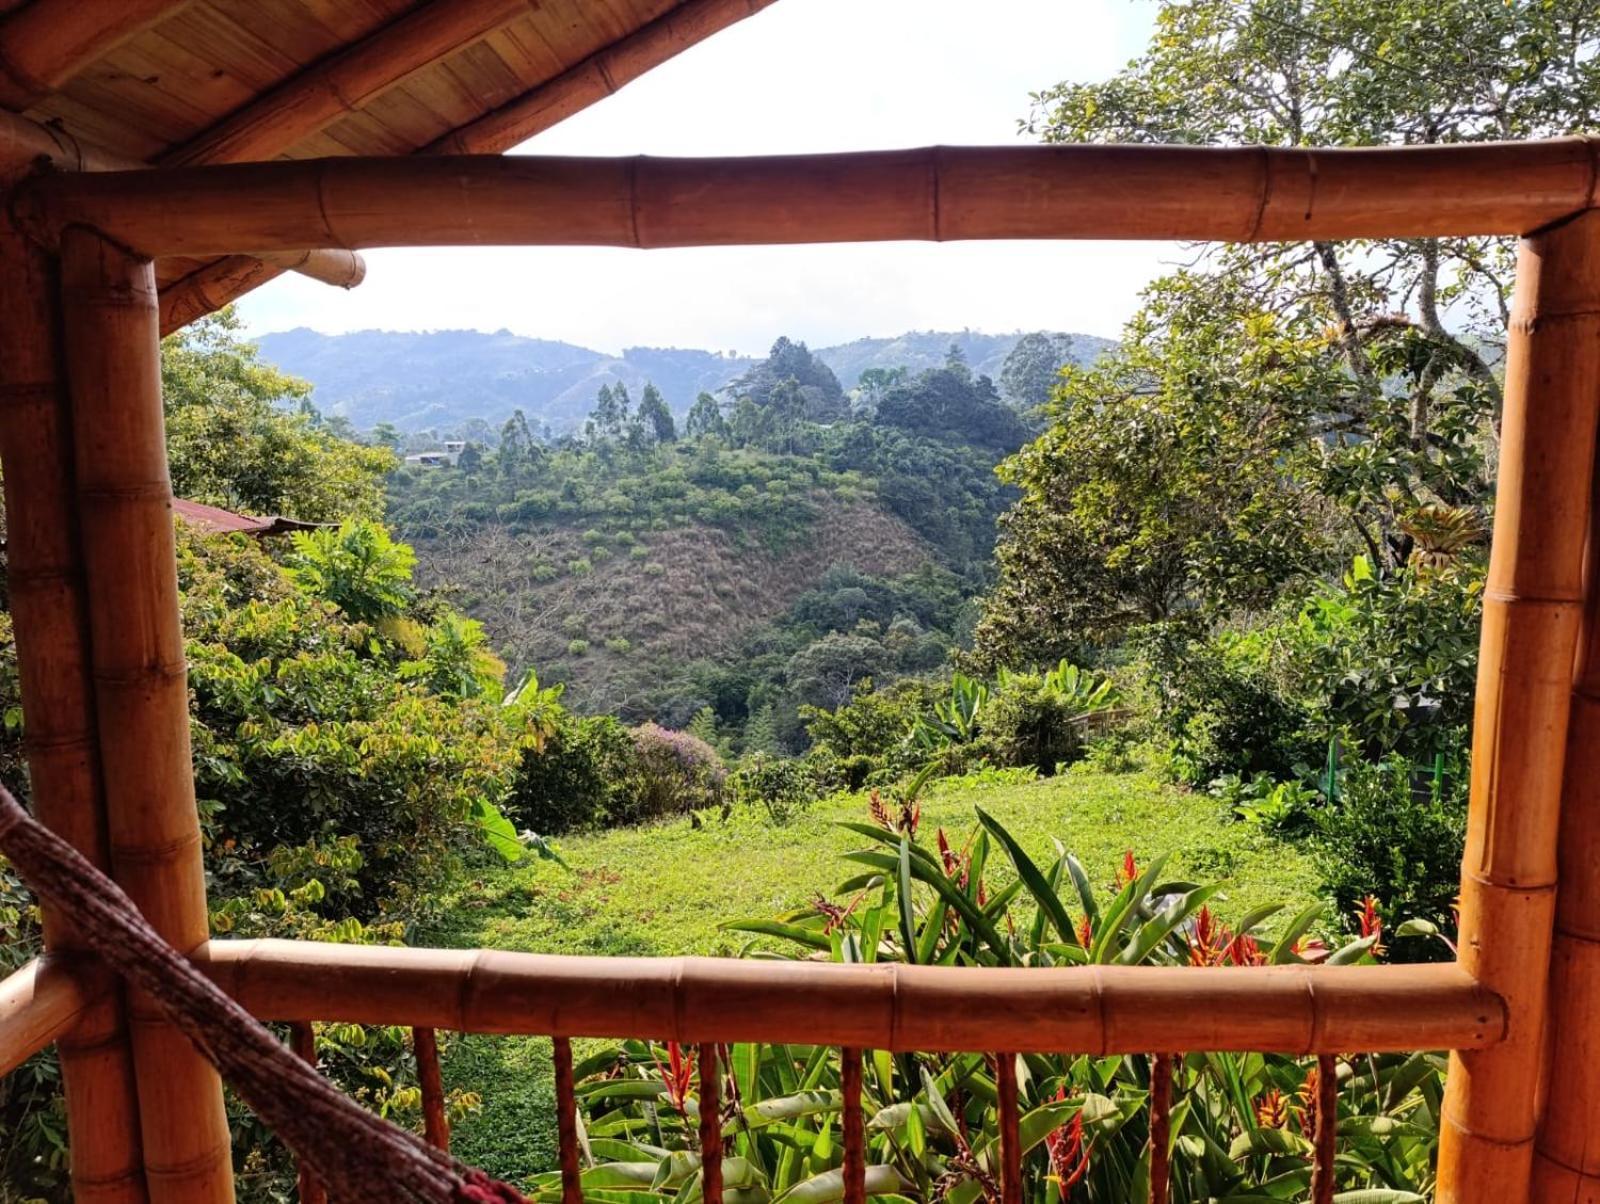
[0,0,191,110]
[191,940,1506,1054]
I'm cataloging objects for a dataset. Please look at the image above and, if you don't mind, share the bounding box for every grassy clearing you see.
[420,768,1319,1183]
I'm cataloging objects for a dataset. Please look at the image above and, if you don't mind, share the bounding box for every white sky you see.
[236,0,1173,356]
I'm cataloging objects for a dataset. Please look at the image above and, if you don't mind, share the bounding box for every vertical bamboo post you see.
[995,1053,1022,1204]
[840,1048,865,1204]
[59,225,234,1204]
[1531,428,1600,1199]
[699,1044,722,1204]
[413,1027,450,1150]
[1309,1056,1337,1204]
[1437,209,1600,1204]
[0,215,147,1201]
[1148,1055,1172,1204]
[288,1023,326,1204]
[552,1037,583,1204]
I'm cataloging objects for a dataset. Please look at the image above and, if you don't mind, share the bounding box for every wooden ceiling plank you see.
[162,0,531,166]
[430,0,778,153]
[0,0,193,111]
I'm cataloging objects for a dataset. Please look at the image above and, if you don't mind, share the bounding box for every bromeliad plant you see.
[536,808,1439,1204]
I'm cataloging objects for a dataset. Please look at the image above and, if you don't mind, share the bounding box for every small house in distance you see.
[404,440,466,468]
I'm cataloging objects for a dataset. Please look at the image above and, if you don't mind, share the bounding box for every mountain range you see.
[253,327,1114,434]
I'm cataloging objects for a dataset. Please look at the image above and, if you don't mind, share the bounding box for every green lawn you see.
[418,768,1320,1183]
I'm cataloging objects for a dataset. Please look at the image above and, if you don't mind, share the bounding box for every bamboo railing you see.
[0,134,1597,1204]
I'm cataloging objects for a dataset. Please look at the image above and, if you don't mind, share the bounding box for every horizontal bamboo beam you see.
[0,0,191,110]
[193,940,1506,1054]
[429,0,779,155]
[0,108,365,309]
[12,140,1600,258]
[0,955,111,1077]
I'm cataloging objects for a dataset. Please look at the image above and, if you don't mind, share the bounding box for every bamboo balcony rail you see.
[11,139,1600,262]
[189,938,1505,1054]
[0,955,110,1077]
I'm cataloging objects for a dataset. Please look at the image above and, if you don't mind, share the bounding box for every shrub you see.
[626,723,727,820]
[730,753,820,824]
[565,638,589,655]
[1314,748,1467,959]
[505,714,638,833]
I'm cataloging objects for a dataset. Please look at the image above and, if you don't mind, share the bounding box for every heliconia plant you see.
[527,808,1437,1204]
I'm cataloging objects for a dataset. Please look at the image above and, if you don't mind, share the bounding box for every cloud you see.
[237,0,1171,353]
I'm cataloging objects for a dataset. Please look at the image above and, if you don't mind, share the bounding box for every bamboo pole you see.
[699,1044,722,1204]
[0,954,111,1077]
[191,940,1504,1054]
[14,140,1600,260]
[288,1023,327,1204]
[0,0,191,110]
[552,1037,582,1204]
[428,0,780,155]
[1309,1056,1337,1204]
[59,225,234,1204]
[413,1027,450,1151]
[995,1053,1022,1204]
[1148,1055,1172,1204]
[1436,209,1600,1204]
[0,213,148,1204]
[840,1049,865,1204]
[1531,339,1600,1201]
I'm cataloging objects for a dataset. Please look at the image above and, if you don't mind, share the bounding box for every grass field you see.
[418,768,1320,1182]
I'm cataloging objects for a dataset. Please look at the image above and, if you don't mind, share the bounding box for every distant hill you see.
[253,327,1113,434]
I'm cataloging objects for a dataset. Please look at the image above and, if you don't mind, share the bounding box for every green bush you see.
[978,672,1083,774]
[505,713,637,834]
[1314,748,1467,959]
[729,753,822,824]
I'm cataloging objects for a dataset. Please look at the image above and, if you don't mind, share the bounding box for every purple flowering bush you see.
[627,722,728,820]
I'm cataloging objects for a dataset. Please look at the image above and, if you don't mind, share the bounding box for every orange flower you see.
[1355,895,1386,957]
[1076,914,1094,948]
[1045,1088,1091,1199]
[1224,932,1266,967]
[652,1041,696,1113]
[1115,850,1138,888]
[1255,1088,1288,1128]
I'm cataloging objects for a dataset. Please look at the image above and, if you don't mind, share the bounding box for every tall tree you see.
[685,391,728,440]
[635,383,677,444]
[161,308,394,522]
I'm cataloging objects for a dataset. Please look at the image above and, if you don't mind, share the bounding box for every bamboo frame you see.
[190,940,1503,1053]
[413,1027,450,1151]
[840,1049,865,1204]
[552,1037,582,1204]
[289,1023,327,1204]
[1437,209,1600,1204]
[12,140,1600,262]
[996,1053,1021,1204]
[699,1044,723,1204]
[1531,313,1600,1201]
[59,226,233,1204]
[0,955,109,1078]
[0,214,148,1204]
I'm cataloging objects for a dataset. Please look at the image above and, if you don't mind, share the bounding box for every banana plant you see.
[548,809,1427,1204]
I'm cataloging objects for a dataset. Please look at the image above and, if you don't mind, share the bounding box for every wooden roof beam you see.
[0,955,112,1078]
[159,0,533,168]
[17,140,1600,258]
[431,0,780,154]
[0,0,192,112]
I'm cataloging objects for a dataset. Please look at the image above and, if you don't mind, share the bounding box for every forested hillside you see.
[384,337,1044,743]
[254,325,1109,435]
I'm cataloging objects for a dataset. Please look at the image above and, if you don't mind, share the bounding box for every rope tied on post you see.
[0,785,529,1204]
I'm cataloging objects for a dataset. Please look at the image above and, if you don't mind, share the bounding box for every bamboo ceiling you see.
[0,0,777,320]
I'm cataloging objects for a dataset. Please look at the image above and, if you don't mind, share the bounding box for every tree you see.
[685,391,728,440]
[285,520,417,622]
[635,382,677,444]
[727,336,847,421]
[161,308,394,522]
[999,332,1075,410]
[785,633,891,710]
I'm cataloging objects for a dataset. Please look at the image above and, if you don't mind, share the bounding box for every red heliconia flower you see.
[813,892,864,935]
[1254,1087,1289,1129]
[1224,932,1266,967]
[1045,1087,1092,1199]
[1076,914,1094,948]
[652,1041,696,1113]
[1295,1065,1322,1139]
[1186,906,1223,966]
[1356,895,1386,957]
[899,797,921,838]
[1290,935,1331,963]
[1116,850,1138,888]
[868,790,892,830]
